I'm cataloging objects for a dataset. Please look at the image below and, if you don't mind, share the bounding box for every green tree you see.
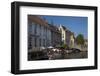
[61,44,68,49]
[76,34,85,46]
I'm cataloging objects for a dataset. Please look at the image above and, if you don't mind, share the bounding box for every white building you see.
[59,25,75,48]
[28,15,51,52]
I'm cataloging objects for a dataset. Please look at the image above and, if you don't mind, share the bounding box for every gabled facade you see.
[59,25,75,48]
[28,15,51,51]
[49,24,61,47]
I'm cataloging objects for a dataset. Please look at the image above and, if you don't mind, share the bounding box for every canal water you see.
[52,51,88,60]
[28,51,88,61]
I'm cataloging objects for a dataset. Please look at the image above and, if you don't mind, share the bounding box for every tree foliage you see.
[76,34,85,45]
[61,44,68,49]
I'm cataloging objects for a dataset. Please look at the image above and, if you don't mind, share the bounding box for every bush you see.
[61,44,68,49]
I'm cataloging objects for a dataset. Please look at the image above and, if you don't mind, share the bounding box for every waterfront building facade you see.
[28,15,51,52]
[59,25,75,48]
[28,16,76,52]
[49,24,61,47]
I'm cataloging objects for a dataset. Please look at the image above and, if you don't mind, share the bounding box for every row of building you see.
[28,15,79,52]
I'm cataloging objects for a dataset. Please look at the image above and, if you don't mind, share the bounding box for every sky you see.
[41,15,88,39]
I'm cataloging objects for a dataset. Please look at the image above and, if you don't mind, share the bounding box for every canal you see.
[28,50,88,61]
[52,51,88,60]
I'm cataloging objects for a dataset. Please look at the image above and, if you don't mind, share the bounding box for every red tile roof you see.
[28,15,49,28]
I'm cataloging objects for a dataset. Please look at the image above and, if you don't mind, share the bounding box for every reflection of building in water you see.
[59,25,75,48]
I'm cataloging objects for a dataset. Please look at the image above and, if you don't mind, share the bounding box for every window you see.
[39,39,41,47]
[43,39,45,47]
[28,24,32,34]
[39,25,41,36]
[34,24,37,34]
[28,35,32,49]
[62,34,64,38]
[34,37,37,47]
